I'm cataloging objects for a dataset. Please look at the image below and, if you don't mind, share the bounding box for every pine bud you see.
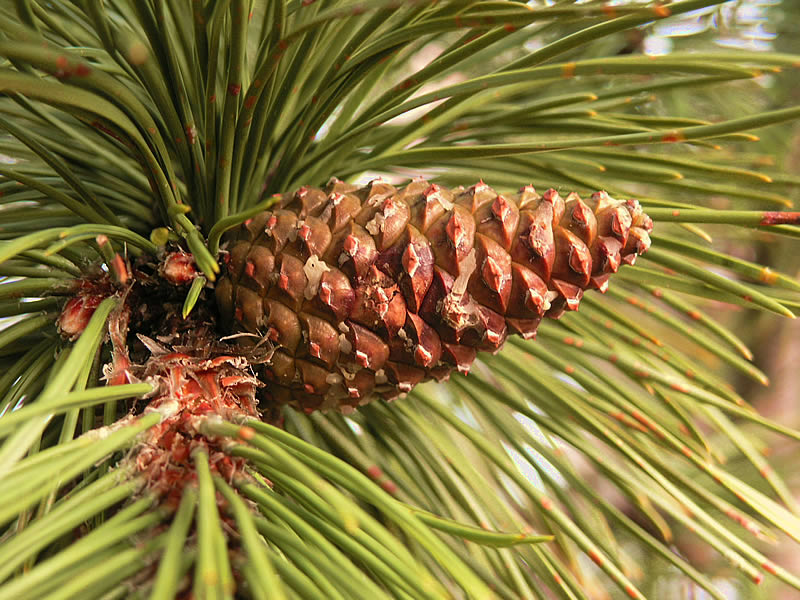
[57,294,104,340]
[161,251,199,285]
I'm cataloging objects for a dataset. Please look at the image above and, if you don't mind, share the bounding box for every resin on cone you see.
[216,179,652,412]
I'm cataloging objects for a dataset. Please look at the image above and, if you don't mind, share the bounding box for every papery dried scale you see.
[130,352,260,507]
[216,179,653,413]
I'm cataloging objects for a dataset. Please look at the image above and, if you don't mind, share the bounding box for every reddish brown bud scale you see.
[162,251,199,284]
[217,179,651,412]
[57,295,103,340]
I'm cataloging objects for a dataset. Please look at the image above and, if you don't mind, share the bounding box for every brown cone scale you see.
[216,179,652,413]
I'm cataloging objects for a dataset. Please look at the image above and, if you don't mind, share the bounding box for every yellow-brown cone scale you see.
[215,179,652,413]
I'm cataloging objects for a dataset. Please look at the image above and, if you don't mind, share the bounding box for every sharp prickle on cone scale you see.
[215,179,653,413]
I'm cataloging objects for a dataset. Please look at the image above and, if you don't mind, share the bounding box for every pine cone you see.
[215,179,652,413]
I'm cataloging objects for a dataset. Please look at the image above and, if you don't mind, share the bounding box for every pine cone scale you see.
[217,179,652,412]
